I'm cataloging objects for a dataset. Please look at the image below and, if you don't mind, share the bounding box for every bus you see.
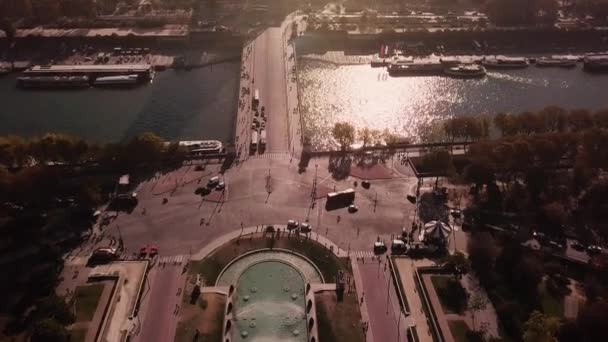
[253,89,260,110]
[326,188,355,210]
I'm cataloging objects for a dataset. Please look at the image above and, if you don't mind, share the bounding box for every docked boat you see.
[444,64,486,78]
[17,75,90,89]
[93,74,140,87]
[535,56,577,68]
[388,62,443,76]
[0,67,10,76]
[439,57,462,67]
[482,56,529,69]
[169,140,224,155]
[583,54,608,72]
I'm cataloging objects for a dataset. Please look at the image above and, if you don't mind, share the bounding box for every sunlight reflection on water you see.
[298,60,608,150]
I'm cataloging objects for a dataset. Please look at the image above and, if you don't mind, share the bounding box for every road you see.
[253,28,290,153]
[134,263,185,342]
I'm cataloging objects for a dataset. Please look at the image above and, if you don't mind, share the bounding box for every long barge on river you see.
[18,64,155,88]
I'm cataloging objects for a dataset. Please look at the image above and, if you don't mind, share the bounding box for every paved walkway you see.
[393,258,434,342]
[358,257,408,342]
[235,41,255,162]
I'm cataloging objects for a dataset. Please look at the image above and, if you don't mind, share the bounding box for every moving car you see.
[216,181,226,191]
[207,176,220,188]
[348,204,359,213]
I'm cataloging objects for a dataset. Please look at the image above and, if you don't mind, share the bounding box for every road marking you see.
[250,152,291,160]
[158,254,188,264]
[352,251,375,259]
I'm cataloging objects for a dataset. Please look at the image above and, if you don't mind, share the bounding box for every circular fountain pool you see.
[216,249,323,286]
[231,261,308,342]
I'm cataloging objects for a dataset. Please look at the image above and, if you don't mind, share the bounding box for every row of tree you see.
[0,132,188,170]
[440,106,608,142]
[331,121,405,150]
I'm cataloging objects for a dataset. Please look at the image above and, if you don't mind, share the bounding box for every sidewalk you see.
[191,225,347,260]
[235,41,255,163]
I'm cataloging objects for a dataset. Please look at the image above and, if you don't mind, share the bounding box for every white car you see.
[299,222,311,233]
[287,220,299,230]
[207,176,220,187]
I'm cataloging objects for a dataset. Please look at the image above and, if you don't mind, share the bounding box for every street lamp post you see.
[397,308,403,341]
[386,271,391,314]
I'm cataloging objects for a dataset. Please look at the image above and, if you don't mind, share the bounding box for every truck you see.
[253,89,260,110]
[325,188,355,210]
[250,130,258,154]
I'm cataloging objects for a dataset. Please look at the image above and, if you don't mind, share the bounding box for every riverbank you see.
[297,28,608,58]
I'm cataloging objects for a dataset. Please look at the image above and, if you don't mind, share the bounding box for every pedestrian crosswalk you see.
[250,152,292,160]
[351,250,375,259]
[157,255,188,264]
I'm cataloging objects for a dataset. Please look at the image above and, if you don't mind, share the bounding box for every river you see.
[0,63,240,143]
[298,60,608,150]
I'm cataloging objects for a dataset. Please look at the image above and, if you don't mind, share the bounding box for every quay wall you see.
[296,28,608,56]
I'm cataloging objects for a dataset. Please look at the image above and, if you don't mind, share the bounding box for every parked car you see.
[300,222,311,233]
[348,204,358,213]
[570,241,585,251]
[588,245,603,255]
[149,245,158,256]
[287,220,299,230]
[373,241,387,254]
[139,245,148,257]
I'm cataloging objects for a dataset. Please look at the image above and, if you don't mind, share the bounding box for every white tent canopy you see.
[419,220,452,243]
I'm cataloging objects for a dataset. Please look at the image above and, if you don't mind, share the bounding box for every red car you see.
[149,245,158,256]
[139,245,148,257]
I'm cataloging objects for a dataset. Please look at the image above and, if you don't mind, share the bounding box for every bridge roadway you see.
[252,27,290,154]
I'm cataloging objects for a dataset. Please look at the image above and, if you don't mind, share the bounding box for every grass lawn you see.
[315,290,365,342]
[175,293,225,342]
[539,281,564,317]
[74,284,105,322]
[189,234,350,285]
[69,327,88,342]
[431,275,467,314]
[448,320,471,342]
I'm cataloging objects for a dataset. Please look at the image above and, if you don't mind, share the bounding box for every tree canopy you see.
[332,122,356,150]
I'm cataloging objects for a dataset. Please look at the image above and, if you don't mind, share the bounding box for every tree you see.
[593,109,608,128]
[332,122,355,151]
[577,300,608,341]
[467,232,498,286]
[30,318,69,342]
[421,149,454,187]
[567,109,594,132]
[464,158,495,186]
[358,127,373,147]
[124,132,165,167]
[468,295,488,331]
[444,252,470,279]
[523,311,560,342]
[539,106,566,132]
[543,201,567,227]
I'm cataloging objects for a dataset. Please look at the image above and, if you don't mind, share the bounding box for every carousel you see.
[419,220,453,247]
